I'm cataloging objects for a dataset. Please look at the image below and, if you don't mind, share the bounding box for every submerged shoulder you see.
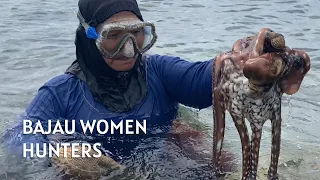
[145,54,185,70]
[31,73,86,105]
[39,73,84,96]
[146,54,181,63]
[43,73,80,87]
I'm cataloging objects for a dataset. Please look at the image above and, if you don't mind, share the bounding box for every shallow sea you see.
[0,0,319,179]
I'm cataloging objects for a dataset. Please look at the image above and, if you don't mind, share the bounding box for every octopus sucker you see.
[271,34,285,50]
[212,28,311,180]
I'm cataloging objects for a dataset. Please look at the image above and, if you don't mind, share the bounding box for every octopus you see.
[50,144,121,179]
[211,28,311,180]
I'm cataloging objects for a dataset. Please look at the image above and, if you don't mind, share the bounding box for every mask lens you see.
[101,28,135,54]
[141,25,156,52]
[96,21,157,58]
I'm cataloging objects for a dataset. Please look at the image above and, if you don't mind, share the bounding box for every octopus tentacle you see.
[212,56,228,176]
[248,124,263,180]
[248,28,271,58]
[279,48,311,95]
[268,108,282,180]
[212,87,226,175]
[231,115,250,180]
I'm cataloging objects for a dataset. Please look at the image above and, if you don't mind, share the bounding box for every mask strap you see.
[73,9,99,39]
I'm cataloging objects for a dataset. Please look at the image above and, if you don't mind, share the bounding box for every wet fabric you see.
[1,54,214,160]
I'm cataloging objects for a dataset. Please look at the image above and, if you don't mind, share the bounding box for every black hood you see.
[65,0,147,113]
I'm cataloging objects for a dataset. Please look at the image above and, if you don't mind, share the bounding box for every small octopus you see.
[211,28,311,180]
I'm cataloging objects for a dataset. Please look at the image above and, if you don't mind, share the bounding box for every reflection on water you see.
[0,0,320,179]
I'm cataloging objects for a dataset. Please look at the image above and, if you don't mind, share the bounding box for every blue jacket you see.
[2,54,214,160]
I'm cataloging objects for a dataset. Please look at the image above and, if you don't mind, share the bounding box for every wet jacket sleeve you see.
[0,83,68,157]
[24,84,67,123]
[153,54,214,109]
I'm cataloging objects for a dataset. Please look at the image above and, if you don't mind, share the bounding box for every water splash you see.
[286,95,303,150]
[286,95,293,120]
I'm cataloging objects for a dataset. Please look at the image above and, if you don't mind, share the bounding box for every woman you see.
[2,0,214,162]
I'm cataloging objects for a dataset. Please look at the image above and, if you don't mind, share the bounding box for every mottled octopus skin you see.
[50,145,120,179]
[211,28,310,180]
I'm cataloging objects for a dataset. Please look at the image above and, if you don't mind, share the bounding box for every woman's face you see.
[97,11,145,71]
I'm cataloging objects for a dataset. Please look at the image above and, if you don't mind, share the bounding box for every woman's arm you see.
[150,54,214,109]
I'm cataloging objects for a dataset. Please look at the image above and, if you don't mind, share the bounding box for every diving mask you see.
[76,10,157,59]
